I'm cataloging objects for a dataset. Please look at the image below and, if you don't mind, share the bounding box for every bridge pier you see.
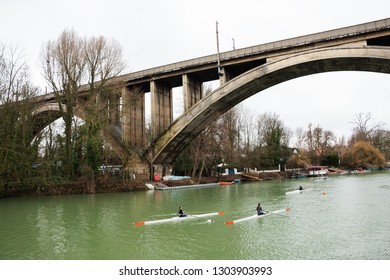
[152,164,172,179]
[151,80,173,136]
[121,86,145,146]
[183,74,203,110]
[218,67,232,85]
[123,153,150,180]
[109,93,120,125]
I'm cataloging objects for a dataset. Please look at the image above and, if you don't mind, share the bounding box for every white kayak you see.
[133,211,225,226]
[225,208,291,225]
[285,187,313,195]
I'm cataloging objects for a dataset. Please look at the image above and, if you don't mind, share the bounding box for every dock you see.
[151,182,220,191]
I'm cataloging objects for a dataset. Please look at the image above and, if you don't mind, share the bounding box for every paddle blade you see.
[133,222,145,227]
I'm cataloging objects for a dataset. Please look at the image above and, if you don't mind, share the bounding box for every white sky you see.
[1,0,389,140]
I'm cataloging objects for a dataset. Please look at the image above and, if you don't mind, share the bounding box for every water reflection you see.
[34,203,65,258]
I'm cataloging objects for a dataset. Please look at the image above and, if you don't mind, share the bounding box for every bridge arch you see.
[149,46,390,164]
[31,102,87,136]
[31,103,65,137]
[31,102,129,161]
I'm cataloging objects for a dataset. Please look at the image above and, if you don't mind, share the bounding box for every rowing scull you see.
[134,211,225,226]
[285,188,313,195]
[225,208,291,225]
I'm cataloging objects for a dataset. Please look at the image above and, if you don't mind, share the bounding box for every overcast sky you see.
[1,0,389,140]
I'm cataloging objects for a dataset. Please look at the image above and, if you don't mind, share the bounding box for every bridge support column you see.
[150,80,173,136]
[121,86,145,146]
[152,164,173,178]
[123,153,150,180]
[109,94,120,126]
[219,67,232,85]
[183,74,202,111]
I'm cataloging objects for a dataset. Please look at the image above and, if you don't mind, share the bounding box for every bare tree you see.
[237,106,258,169]
[83,36,124,92]
[218,106,240,166]
[294,127,305,150]
[41,30,85,178]
[350,112,384,144]
[0,43,38,188]
[371,129,390,160]
[41,30,125,190]
[306,123,335,165]
[82,36,125,192]
[187,88,224,180]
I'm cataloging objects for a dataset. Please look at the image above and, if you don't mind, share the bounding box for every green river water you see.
[1,172,389,260]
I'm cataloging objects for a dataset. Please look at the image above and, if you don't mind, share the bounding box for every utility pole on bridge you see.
[216,21,223,77]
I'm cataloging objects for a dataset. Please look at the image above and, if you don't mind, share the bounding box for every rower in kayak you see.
[256,203,265,215]
[178,206,187,217]
[299,186,303,191]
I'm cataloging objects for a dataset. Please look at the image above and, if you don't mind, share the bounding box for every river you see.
[1,171,389,260]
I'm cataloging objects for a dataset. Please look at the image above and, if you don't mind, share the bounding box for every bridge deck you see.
[30,17,390,101]
[119,17,390,88]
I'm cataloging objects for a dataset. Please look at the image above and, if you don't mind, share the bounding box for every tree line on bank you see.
[1,31,389,193]
[172,106,389,179]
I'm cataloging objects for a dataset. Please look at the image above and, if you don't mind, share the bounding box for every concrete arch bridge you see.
[28,18,390,179]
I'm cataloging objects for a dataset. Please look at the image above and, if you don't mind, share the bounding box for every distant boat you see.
[290,173,306,179]
[286,187,314,195]
[134,211,225,226]
[162,175,191,181]
[307,166,328,177]
[219,181,234,185]
[225,208,291,225]
[314,177,327,183]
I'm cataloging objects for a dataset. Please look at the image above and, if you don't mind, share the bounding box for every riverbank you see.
[0,175,226,198]
[0,176,147,199]
[2,169,385,199]
[0,172,293,199]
